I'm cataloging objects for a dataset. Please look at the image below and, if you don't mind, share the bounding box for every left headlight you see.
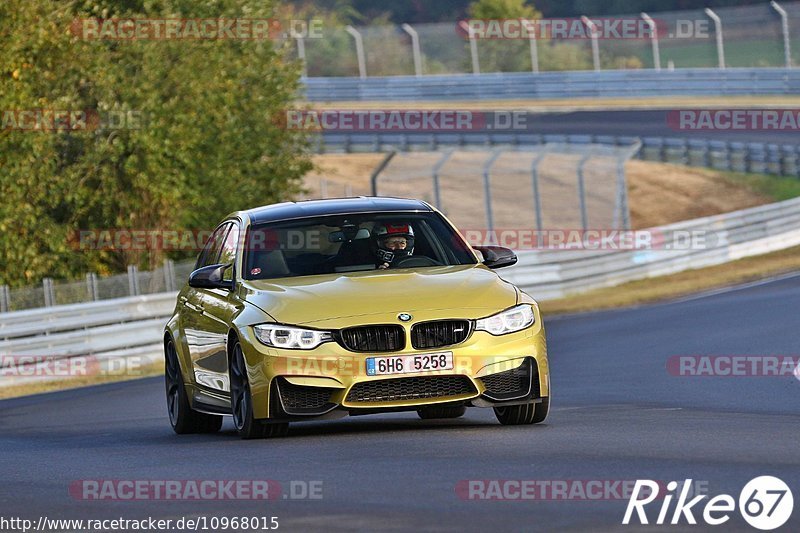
[253,324,333,350]
[475,304,535,335]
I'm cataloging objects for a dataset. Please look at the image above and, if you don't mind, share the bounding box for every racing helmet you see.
[372,223,415,264]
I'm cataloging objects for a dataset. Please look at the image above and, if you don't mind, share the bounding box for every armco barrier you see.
[502,195,800,300]
[2,195,800,386]
[303,68,800,102]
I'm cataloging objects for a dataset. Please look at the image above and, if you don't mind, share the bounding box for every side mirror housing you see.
[474,246,517,269]
[188,263,233,290]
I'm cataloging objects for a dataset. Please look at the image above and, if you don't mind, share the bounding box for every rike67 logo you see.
[623,477,793,530]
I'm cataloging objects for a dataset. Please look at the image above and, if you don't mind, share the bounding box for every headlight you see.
[475,304,535,335]
[253,324,333,350]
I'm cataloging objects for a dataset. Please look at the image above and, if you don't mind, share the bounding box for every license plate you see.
[366,352,454,376]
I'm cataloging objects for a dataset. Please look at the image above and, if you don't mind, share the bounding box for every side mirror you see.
[188,263,233,290]
[474,246,517,269]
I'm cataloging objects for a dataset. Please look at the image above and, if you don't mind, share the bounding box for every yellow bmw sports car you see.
[164,197,550,438]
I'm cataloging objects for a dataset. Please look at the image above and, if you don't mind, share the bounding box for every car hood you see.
[241,265,518,326]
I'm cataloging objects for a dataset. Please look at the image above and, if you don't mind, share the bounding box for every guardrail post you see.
[431,149,455,209]
[0,285,9,313]
[345,25,367,79]
[482,150,504,235]
[370,150,398,196]
[581,16,601,71]
[641,13,661,70]
[458,21,480,74]
[577,154,591,231]
[86,272,99,301]
[771,1,792,68]
[127,265,140,296]
[401,24,423,76]
[43,278,54,307]
[704,8,725,69]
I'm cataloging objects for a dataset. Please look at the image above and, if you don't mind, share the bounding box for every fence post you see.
[320,178,329,198]
[531,150,547,247]
[164,260,176,292]
[294,35,308,78]
[43,278,54,307]
[482,150,504,235]
[345,25,367,79]
[641,13,661,70]
[581,16,601,71]
[127,265,140,296]
[370,150,398,196]
[432,149,455,209]
[522,20,539,73]
[577,154,591,231]
[771,1,792,68]
[86,272,99,301]
[0,285,9,313]
[704,8,725,69]
[458,21,480,74]
[401,24,423,76]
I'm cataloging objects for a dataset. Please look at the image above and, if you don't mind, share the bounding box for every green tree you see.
[0,0,313,286]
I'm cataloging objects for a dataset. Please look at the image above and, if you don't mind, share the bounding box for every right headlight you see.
[475,304,535,335]
[253,324,333,350]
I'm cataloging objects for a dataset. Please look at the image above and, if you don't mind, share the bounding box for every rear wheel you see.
[417,405,467,419]
[494,398,549,425]
[230,341,289,439]
[165,338,222,434]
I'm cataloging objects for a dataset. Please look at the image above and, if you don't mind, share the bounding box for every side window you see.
[218,223,240,281]
[195,223,231,270]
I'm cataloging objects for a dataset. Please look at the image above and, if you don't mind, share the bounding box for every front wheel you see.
[230,341,289,439]
[165,338,222,434]
[494,398,549,425]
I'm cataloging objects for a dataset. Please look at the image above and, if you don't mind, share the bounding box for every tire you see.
[165,338,223,434]
[417,405,467,419]
[494,397,549,425]
[230,341,289,439]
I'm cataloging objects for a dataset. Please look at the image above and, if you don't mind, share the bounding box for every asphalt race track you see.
[2,274,799,532]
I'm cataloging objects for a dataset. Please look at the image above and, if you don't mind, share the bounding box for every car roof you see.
[242,197,433,225]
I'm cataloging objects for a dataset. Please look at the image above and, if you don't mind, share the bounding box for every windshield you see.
[243,212,477,280]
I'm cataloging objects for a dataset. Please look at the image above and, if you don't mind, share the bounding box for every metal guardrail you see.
[303,68,800,101]
[316,133,800,178]
[3,195,800,370]
[502,195,800,300]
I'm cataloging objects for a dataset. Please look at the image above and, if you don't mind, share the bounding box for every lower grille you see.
[479,359,537,401]
[337,325,405,352]
[411,320,471,349]
[346,375,477,404]
[276,378,334,413]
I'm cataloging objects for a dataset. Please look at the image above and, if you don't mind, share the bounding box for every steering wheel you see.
[393,255,441,268]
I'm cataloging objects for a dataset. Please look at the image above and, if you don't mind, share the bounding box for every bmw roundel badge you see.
[398,313,412,322]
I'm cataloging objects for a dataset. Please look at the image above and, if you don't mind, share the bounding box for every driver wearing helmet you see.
[372,223,415,269]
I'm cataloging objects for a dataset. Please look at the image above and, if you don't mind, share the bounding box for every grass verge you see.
[0,360,164,400]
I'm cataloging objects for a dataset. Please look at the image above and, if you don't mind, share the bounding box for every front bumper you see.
[238,320,549,420]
